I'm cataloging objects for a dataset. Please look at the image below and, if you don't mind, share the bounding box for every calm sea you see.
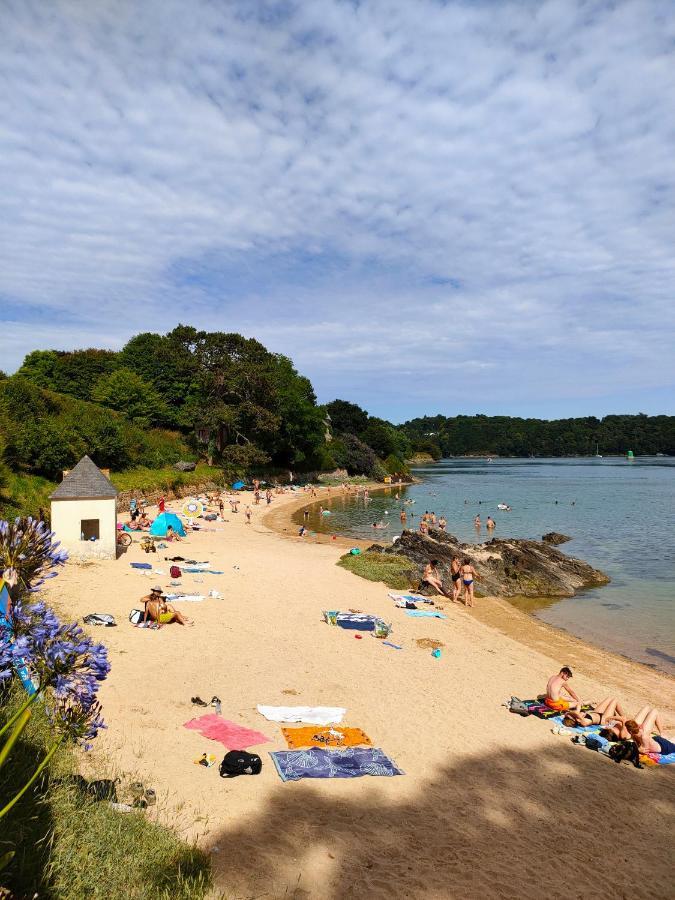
[298,457,675,675]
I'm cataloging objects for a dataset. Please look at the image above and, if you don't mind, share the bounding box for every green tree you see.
[325,399,370,436]
[91,368,170,427]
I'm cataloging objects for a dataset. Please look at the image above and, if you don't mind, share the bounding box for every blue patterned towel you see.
[270,747,404,782]
[336,613,379,631]
[405,610,447,619]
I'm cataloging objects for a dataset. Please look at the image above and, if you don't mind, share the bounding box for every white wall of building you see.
[50,497,117,560]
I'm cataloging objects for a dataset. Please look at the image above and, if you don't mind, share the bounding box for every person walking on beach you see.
[460,558,478,607]
[245,505,252,525]
[303,508,310,524]
[545,667,581,711]
[265,489,272,505]
[158,496,166,514]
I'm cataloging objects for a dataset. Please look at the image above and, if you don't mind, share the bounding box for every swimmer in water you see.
[486,516,495,530]
[474,515,481,528]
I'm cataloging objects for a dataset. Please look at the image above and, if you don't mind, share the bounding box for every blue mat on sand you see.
[405,610,447,619]
[130,562,153,569]
[270,747,405,782]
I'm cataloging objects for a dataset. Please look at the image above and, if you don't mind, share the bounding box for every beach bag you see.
[219,750,262,778]
[507,697,530,717]
[129,609,145,625]
[83,613,116,627]
[170,565,182,579]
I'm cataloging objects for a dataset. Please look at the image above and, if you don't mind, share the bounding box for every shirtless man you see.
[486,516,495,530]
[400,509,407,526]
[141,587,192,627]
[545,667,581,712]
[421,560,452,598]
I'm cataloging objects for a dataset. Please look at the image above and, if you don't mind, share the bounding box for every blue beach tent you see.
[232,480,245,490]
[149,512,186,537]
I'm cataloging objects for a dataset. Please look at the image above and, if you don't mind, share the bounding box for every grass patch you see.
[0,471,56,518]
[337,551,418,589]
[0,688,212,899]
[111,463,224,494]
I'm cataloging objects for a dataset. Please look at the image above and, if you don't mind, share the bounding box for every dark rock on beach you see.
[368,529,609,599]
[173,461,197,472]
[542,532,571,545]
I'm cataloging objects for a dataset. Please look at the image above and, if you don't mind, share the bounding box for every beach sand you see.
[44,488,675,899]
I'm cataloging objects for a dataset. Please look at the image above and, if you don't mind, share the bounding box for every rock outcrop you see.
[542,532,571,545]
[369,529,609,598]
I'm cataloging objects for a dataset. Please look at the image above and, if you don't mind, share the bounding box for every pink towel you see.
[183,714,270,748]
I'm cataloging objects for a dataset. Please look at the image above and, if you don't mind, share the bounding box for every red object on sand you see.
[183,714,270,748]
[354,634,362,639]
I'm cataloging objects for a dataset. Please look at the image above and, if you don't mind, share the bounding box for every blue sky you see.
[1,0,674,422]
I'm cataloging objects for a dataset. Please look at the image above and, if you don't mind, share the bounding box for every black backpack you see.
[219,750,262,777]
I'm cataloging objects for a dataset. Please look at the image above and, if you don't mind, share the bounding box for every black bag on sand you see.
[219,750,262,778]
[507,696,531,716]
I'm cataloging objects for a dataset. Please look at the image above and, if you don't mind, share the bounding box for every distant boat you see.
[595,443,602,458]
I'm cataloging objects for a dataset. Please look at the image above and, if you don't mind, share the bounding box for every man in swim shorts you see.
[141,587,192,627]
[545,666,581,711]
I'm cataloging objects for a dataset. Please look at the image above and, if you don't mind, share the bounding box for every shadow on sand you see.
[210,741,673,899]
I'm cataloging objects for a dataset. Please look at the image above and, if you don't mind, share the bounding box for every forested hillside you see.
[401,414,675,458]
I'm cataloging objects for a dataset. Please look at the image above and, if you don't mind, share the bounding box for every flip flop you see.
[191,696,208,706]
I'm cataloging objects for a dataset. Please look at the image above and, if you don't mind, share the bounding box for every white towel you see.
[256,705,346,725]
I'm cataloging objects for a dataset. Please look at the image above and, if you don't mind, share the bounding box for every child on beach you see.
[245,506,252,524]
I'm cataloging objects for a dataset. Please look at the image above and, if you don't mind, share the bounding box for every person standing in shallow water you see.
[400,508,407,526]
[474,515,481,529]
[486,516,495,530]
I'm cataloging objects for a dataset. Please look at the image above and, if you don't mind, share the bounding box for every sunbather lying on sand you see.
[600,706,674,755]
[562,697,625,728]
[142,587,193,627]
[545,667,582,711]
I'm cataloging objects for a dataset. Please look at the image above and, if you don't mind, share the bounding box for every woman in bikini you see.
[600,705,668,745]
[624,711,675,756]
[460,558,478,607]
[562,697,625,728]
[450,557,462,602]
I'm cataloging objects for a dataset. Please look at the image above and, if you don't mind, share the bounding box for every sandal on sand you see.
[191,696,208,706]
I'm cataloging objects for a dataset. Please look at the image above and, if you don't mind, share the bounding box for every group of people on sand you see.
[421,558,478,607]
[139,586,193,628]
[545,667,675,756]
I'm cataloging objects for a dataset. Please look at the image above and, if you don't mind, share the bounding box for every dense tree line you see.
[401,414,675,458]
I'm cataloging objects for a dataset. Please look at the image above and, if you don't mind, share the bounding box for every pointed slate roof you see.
[50,455,118,500]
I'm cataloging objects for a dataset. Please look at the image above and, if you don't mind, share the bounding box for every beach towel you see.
[270,747,404,782]
[551,715,602,736]
[405,610,447,619]
[183,714,270,749]
[281,726,372,750]
[130,562,153,569]
[336,613,379,631]
[257,705,346,725]
[182,568,224,575]
[164,594,206,602]
[388,593,434,605]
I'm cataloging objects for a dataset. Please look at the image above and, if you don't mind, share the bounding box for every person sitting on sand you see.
[545,666,581,711]
[142,587,192,627]
[421,560,452,598]
[562,697,626,728]
[419,519,429,535]
[138,513,151,531]
[438,516,447,531]
[460,558,478,607]
[165,525,182,543]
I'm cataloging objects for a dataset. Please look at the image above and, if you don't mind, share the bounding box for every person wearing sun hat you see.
[140,586,193,627]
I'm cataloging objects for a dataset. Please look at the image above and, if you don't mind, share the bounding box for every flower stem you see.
[0,689,41,741]
[0,734,65,820]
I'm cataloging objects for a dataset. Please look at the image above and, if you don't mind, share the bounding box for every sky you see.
[1,0,674,422]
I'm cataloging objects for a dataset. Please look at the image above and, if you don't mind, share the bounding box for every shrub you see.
[337,551,417,589]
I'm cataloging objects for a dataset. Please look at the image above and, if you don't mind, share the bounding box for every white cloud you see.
[0,0,674,417]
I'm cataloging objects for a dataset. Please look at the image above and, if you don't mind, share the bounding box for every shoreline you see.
[263,486,675,697]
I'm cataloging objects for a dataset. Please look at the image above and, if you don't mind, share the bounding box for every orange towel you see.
[544,698,570,711]
[281,726,372,749]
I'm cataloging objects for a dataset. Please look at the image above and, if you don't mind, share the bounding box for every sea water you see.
[299,458,675,675]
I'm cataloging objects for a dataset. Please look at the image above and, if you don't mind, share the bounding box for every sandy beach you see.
[44,487,674,900]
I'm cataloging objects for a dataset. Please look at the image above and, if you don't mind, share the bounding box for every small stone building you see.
[50,456,118,560]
